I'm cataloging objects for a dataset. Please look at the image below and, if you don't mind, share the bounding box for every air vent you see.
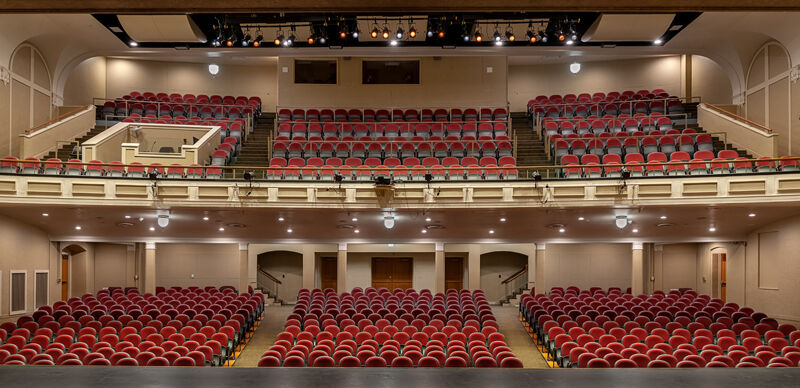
[336,224,355,229]
[109,26,124,33]
[669,24,684,31]
[225,223,247,229]
[657,223,674,227]
[425,224,445,230]
[546,223,566,229]
[117,222,135,228]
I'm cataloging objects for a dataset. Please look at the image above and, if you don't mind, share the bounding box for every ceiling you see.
[2,202,796,244]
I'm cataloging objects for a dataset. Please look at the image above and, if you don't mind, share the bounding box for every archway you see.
[257,250,303,303]
[60,244,86,300]
[479,251,528,303]
[709,246,729,302]
[8,42,53,156]
[744,41,793,155]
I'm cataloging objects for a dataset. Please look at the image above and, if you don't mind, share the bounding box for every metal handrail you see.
[502,265,528,285]
[703,103,773,134]
[528,96,702,110]
[257,265,282,285]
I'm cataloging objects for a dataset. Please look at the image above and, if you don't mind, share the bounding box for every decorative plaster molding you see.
[338,243,347,251]
[632,242,644,250]
[536,244,546,251]
[145,242,156,250]
[435,242,444,251]
[0,65,9,85]
[790,65,800,83]
[239,243,248,251]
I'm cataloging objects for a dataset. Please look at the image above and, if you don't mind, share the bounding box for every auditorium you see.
[0,1,798,386]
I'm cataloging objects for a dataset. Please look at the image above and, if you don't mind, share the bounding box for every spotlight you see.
[354,229,360,234]
[474,31,482,42]
[578,217,585,221]
[242,32,251,47]
[287,228,293,233]
[382,26,390,39]
[495,40,503,46]
[287,33,295,45]
[319,36,326,44]
[653,38,663,45]
[274,32,284,46]
[75,226,82,230]
[352,217,358,222]
[339,30,347,39]
[424,173,433,182]
[243,171,254,181]
[409,25,417,38]
[527,30,537,43]
[425,217,432,222]
[218,227,225,231]
[500,218,507,222]
[307,35,315,44]
[211,39,220,47]
[505,30,515,42]
[157,215,169,228]
[253,35,263,47]
[557,31,565,41]
[539,31,548,43]
[566,40,574,45]
[660,216,667,220]
[208,64,219,75]
[463,35,470,42]
[202,216,209,221]
[371,26,379,38]
[620,167,631,179]
[352,29,359,38]
[129,41,138,47]
[437,30,445,38]
[493,30,502,42]
[632,228,639,233]
[225,40,233,47]
[334,173,344,183]
[278,217,285,222]
[421,229,427,234]
[375,176,392,185]
[148,171,158,180]
[390,40,398,46]
[558,228,566,233]
[532,171,542,181]
[708,226,716,232]
[396,27,404,39]
[489,230,495,234]
[570,29,578,41]
[748,213,756,217]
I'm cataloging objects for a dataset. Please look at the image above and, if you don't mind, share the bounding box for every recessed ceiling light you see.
[287,228,293,233]
[388,244,394,247]
[218,227,225,231]
[653,38,663,45]
[149,227,155,231]
[202,216,209,221]
[578,217,584,221]
[500,218,507,222]
[75,226,82,230]
[352,217,358,222]
[354,229,360,233]
[42,213,49,217]
[748,213,756,217]
[660,216,667,220]
[124,215,131,219]
[558,228,565,233]
[421,229,427,234]
[278,217,285,222]
[425,217,432,222]
[632,228,639,233]
[708,226,716,232]
[489,230,495,234]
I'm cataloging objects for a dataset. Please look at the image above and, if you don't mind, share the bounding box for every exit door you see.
[372,258,413,290]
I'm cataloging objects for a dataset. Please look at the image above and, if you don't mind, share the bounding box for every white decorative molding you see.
[536,244,546,251]
[0,65,9,85]
[338,243,347,251]
[145,242,156,250]
[239,243,248,251]
[435,242,444,251]
[632,242,644,250]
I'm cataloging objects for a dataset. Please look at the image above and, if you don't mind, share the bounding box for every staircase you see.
[43,126,106,161]
[226,114,274,178]
[511,112,552,177]
[256,287,283,306]
[681,103,752,158]
[500,286,531,307]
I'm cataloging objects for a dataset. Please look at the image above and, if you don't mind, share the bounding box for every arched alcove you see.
[479,251,528,303]
[745,41,793,155]
[60,243,88,299]
[257,250,303,302]
[8,42,53,156]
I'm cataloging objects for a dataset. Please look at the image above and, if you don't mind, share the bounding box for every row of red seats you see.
[0,157,224,179]
[543,115,675,136]
[277,121,508,139]
[103,103,256,120]
[278,108,507,122]
[259,288,521,368]
[0,286,263,367]
[123,92,260,107]
[530,89,669,105]
[272,138,513,160]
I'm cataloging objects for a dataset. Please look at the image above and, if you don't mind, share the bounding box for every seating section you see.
[0,286,264,367]
[520,287,800,368]
[259,287,522,368]
[0,158,226,179]
[271,107,516,181]
[527,89,684,118]
[101,92,262,121]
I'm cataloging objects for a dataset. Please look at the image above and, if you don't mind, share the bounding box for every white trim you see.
[239,243,249,251]
[435,242,444,251]
[145,242,156,250]
[744,41,793,154]
[34,270,49,308]
[632,242,644,250]
[338,243,347,251]
[536,244,546,251]
[10,269,27,315]
[8,43,54,146]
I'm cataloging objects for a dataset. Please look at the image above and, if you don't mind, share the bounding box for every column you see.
[434,243,445,294]
[632,242,644,295]
[239,243,248,294]
[535,244,547,295]
[527,244,536,291]
[681,54,693,101]
[467,245,481,290]
[337,243,348,294]
[302,246,315,290]
[144,242,156,295]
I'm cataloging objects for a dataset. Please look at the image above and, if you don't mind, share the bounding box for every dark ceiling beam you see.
[2,0,800,13]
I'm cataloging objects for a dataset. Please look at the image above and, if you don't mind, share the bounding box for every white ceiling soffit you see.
[581,14,675,42]
[119,15,207,43]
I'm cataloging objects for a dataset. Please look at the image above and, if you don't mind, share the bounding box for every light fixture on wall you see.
[653,38,663,45]
[129,41,138,47]
[208,64,220,76]
[383,214,395,229]
[615,215,629,229]
[157,210,170,228]
[569,62,581,74]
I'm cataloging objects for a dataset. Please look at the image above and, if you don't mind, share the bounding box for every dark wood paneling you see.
[320,257,337,291]
[445,257,463,291]
[372,257,413,290]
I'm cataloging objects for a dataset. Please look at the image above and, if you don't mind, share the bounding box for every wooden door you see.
[372,258,413,290]
[61,254,69,301]
[445,257,464,290]
[720,253,727,302]
[320,257,338,291]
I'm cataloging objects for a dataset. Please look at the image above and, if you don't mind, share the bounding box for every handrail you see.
[257,265,282,285]
[502,265,528,285]
[25,105,90,135]
[703,103,772,134]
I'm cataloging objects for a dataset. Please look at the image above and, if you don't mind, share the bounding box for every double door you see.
[372,257,413,290]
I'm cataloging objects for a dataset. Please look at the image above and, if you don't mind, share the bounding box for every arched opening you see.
[60,244,86,300]
[257,250,303,303]
[8,42,53,156]
[745,41,793,155]
[709,246,729,302]
[480,251,528,303]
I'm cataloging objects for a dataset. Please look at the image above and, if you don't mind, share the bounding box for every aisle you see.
[233,305,293,367]
[491,305,550,368]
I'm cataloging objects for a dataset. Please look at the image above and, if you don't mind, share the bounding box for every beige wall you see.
[155,243,239,288]
[743,215,800,322]
[655,243,699,291]
[692,55,733,105]
[508,56,682,111]
[346,252,435,291]
[103,58,277,111]
[0,214,57,317]
[63,56,107,106]
[277,56,508,109]
[0,80,10,157]
[479,251,527,302]
[544,243,632,290]
[93,243,134,291]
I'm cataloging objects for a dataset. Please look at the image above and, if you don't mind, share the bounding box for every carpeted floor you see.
[491,305,550,368]
[233,305,293,367]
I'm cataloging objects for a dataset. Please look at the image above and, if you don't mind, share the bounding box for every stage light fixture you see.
[371,26,379,38]
[274,32,284,46]
[242,32,251,46]
[437,30,445,38]
[505,27,515,42]
[493,30,502,42]
[383,215,395,229]
[396,27,404,39]
[253,35,263,47]
[409,25,417,38]
[527,30,537,43]
[352,29,359,38]
[243,171,254,181]
[539,31,548,43]
[382,26,390,39]
[570,28,578,41]
[225,40,233,47]
[557,30,565,41]
[129,41,138,47]
[474,31,482,42]
[307,35,315,44]
[463,34,470,42]
[653,38,663,45]
[208,64,220,75]
[319,36,327,44]
[339,30,347,39]
[615,215,629,229]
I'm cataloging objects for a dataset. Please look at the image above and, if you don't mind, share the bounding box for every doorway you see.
[445,257,464,290]
[320,257,338,290]
[716,253,727,302]
[61,254,69,301]
[372,257,413,290]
